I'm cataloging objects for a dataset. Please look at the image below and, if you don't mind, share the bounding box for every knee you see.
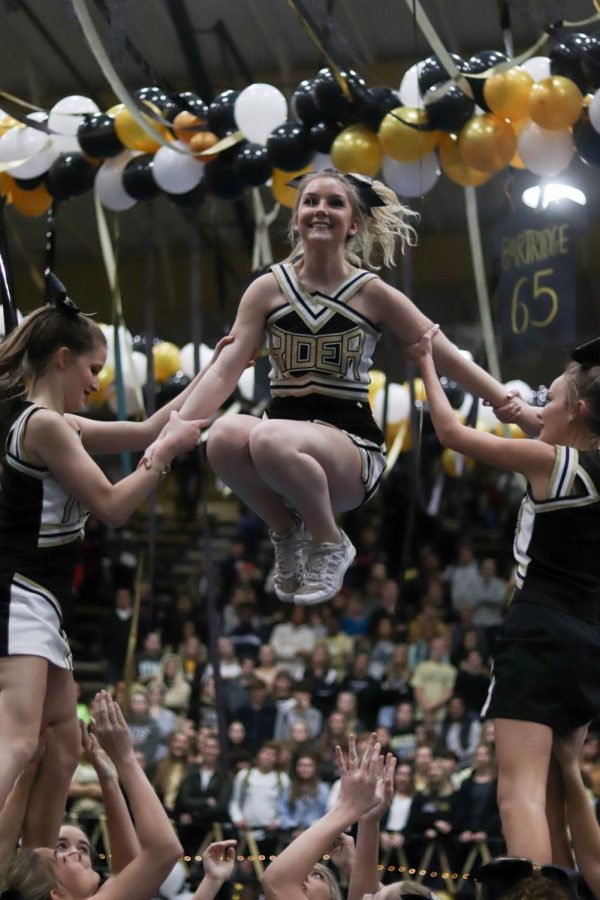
[248,421,288,466]
[207,417,250,464]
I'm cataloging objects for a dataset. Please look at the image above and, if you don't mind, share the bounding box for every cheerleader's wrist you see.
[140,445,171,478]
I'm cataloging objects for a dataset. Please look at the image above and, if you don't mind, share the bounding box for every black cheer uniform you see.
[265,262,386,503]
[0,401,89,669]
[482,444,600,731]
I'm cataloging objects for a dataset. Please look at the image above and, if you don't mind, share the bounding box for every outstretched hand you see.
[404,323,440,364]
[80,719,118,780]
[360,752,396,823]
[201,840,237,883]
[91,690,134,766]
[336,734,383,820]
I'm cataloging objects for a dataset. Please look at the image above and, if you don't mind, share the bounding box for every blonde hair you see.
[0,849,59,900]
[287,170,418,270]
[312,863,342,900]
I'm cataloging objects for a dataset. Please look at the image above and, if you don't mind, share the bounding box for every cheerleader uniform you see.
[0,401,89,669]
[265,262,386,504]
[482,444,600,731]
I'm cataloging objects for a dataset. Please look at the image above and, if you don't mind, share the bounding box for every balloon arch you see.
[1,30,600,216]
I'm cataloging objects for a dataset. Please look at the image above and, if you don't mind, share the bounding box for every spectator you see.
[147,680,178,760]
[317,711,350,782]
[443,540,482,621]
[455,743,502,854]
[156,652,192,716]
[380,762,416,853]
[413,744,434,793]
[340,650,381,730]
[288,720,314,758]
[340,593,370,637]
[237,677,278,756]
[175,733,233,857]
[278,752,329,838]
[227,602,266,661]
[403,757,458,867]
[303,644,339,716]
[224,656,258,718]
[136,630,163,684]
[102,586,135,685]
[179,634,206,684]
[202,636,243,683]
[389,701,419,761]
[272,670,294,708]
[227,719,250,768]
[450,624,487,667]
[321,607,355,676]
[438,695,482,770]
[274,680,323,741]
[367,615,395,679]
[379,644,414,719]
[127,688,161,772]
[269,606,316,672]
[254,643,279,690]
[455,649,491,715]
[411,636,457,723]
[162,589,198,650]
[228,742,290,852]
[153,730,192,817]
[470,557,508,654]
[333,690,363,734]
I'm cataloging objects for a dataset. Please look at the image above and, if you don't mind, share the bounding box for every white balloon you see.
[95,151,139,211]
[476,402,499,432]
[399,62,426,109]
[505,379,533,403]
[382,151,440,198]
[106,342,146,417]
[152,140,204,193]
[131,350,148,386]
[179,341,215,377]
[4,112,58,178]
[234,83,288,145]
[101,323,133,368]
[589,88,600,134]
[0,306,23,338]
[159,862,187,900]
[238,366,255,401]
[521,56,551,83]
[48,95,100,153]
[518,121,574,176]
[373,382,410,427]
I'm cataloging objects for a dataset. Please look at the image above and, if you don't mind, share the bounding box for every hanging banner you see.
[489,203,584,361]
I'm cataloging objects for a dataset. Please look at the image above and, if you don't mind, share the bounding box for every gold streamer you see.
[464,186,501,382]
[123,551,144,695]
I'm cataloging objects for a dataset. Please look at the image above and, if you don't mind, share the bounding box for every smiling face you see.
[294,176,359,251]
[37,841,101,900]
[63,341,107,413]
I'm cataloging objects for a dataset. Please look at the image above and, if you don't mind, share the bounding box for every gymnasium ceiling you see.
[0,0,598,348]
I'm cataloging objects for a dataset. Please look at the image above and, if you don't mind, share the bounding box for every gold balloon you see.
[0,115,22,136]
[438,134,491,186]
[442,447,475,478]
[483,67,534,121]
[189,130,220,161]
[114,101,169,153]
[173,111,206,143]
[528,76,583,130]
[458,114,516,173]
[386,421,412,453]
[10,179,53,217]
[271,164,313,209]
[331,124,382,176]
[88,365,115,409]
[106,103,124,117]
[378,106,439,163]
[410,377,428,403]
[368,370,386,408]
[153,341,181,384]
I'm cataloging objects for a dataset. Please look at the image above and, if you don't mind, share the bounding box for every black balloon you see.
[122,154,160,200]
[418,53,470,94]
[133,86,179,120]
[424,83,474,132]
[550,32,590,92]
[208,90,240,137]
[204,159,245,200]
[45,153,98,201]
[78,113,123,159]
[313,67,364,123]
[173,91,209,123]
[291,80,321,127]
[581,35,600,91]
[267,123,313,171]
[166,181,207,207]
[359,86,400,131]
[573,113,600,166]
[309,121,340,153]
[467,49,508,108]
[440,377,466,410]
[156,372,191,407]
[218,129,248,163]
[234,143,272,187]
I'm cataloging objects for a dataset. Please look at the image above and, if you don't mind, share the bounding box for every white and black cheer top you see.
[0,401,89,667]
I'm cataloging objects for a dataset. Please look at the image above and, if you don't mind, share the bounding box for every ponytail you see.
[0,305,106,388]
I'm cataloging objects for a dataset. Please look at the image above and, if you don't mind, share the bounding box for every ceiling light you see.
[521,183,587,209]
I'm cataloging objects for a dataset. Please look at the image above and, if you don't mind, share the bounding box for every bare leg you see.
[546,755,574,867]
[495,718,553,862]
[22,665,80,847]
[207,416,364,541]
[0,656,47,813]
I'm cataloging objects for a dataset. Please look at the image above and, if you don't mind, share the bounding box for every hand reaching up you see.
[360,752,396,823]
[91,690,135,767]
[201,840,237,884]
[336,734,383,820]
